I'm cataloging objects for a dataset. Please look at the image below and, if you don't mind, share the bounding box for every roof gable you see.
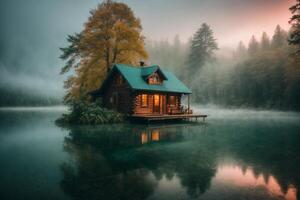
[95,64,192,94]
[114,64,191,94]
[141,65,167,81]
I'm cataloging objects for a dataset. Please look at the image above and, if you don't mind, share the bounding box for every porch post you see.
[188,94,190,114]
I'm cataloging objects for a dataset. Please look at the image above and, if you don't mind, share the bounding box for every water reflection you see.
[211,165,297,200]
[60,120,300,200]
[141,129,164,144]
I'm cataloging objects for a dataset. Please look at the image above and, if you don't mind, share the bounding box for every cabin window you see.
[148,74,160,84]
[141,94,148,107]
[169,95,176,106]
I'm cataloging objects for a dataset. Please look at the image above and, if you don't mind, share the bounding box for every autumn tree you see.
[289,0,300,55]
[60,1,148,102]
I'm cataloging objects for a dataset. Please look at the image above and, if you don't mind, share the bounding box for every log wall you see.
[101,70,183,115]
[102,72,133,115]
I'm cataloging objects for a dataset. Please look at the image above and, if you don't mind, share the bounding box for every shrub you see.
[56,100,124,125]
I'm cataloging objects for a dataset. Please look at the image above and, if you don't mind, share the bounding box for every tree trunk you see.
[106,47,110,73]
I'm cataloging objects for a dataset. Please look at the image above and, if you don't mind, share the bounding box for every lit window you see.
[141,94,148,107]
[148,77,153,84]
[148,74,160,84]
[154,94,160,106]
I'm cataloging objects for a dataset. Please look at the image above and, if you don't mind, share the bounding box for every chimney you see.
[140,61,145,67]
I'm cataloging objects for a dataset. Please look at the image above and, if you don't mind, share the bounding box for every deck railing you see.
[169,106,193,115]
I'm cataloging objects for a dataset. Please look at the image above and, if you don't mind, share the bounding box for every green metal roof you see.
[141,65,159,77]
[113,64,192,94]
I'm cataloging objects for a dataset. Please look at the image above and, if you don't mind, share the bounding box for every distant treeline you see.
[0,86,61,106]
[147,25,300,110]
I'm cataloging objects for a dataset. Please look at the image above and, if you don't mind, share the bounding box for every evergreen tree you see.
[248,36,259,55]
[272,25,288,48]
[187,23,218,73]
[146,35,188,76]
[260,32,271,51]
[60,33,82,74]
[289,0,300,55]
[173,34,181,53]
[60,0,148,102]
[236,41,247,58]
[172,35,186,73]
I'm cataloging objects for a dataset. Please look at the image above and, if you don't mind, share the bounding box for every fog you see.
[0,0,295,106]
[193,105,300,120]
[0,0,100,104]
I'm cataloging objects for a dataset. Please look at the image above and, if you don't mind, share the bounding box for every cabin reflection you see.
[141,128,174,144]
[59,121,300,200]
[138,125,190,145]
[141,131,148,144]
[62,124,195,152]
[59,123,213,200]
[151,130,160,141]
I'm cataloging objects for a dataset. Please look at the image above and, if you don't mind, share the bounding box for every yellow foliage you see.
[63,1,148,102]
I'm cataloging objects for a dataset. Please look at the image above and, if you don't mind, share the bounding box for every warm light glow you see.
[141,131,148,144]
[154,94,160,106]
[149,74,160,84]
[151,130,160,141]
[141,94,148,107]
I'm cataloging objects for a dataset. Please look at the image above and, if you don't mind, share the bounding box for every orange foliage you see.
[63,1,148,102]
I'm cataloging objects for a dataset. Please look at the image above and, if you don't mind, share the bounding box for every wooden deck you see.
[129,114,207,123]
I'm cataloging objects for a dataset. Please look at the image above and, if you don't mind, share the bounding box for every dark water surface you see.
[0,107,300,200]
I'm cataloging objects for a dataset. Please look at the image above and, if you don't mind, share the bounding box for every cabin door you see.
[153,94,160,114]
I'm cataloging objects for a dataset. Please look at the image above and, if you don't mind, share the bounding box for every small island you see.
[56,0,300,125]
[57,1,210,124]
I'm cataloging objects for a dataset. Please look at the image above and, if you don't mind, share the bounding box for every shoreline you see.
[0,105,67,112]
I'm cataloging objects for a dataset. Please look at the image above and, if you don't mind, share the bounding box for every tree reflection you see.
[202,120,300,200]
[59,120,300,200]
[60,128,157,200]
[59,123,216,199]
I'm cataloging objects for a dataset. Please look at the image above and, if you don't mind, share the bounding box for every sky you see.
[125,0,294,46]
[0,0,295,96]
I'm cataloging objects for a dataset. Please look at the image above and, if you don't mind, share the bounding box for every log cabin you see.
[91,64,194,118]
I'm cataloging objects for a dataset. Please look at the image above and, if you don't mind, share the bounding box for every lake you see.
[0,106,300,200]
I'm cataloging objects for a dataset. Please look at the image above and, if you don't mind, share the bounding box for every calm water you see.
[0,107,300,200]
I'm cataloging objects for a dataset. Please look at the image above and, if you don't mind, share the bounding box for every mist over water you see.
[0,107,299,200]
[0,0,100,103]
[195,105,300,121]
[0,1,299,199]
